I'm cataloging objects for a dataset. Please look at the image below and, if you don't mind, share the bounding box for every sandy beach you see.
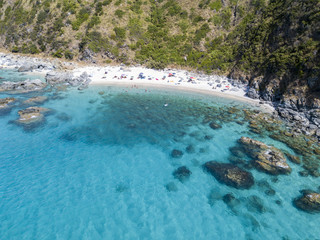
[72,65,275,112]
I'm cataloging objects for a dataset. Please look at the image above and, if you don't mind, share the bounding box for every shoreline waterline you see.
[89,80,275,113]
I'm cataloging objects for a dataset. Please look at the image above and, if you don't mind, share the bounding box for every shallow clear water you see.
[0,68,45,83]
[0,70,319,239]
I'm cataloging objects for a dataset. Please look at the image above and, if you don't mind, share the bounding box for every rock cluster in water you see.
[203,161,254,189]
[0,97,15,109]
[173,166,192,182]
[0,79,46,93]
[17,107,50,125]
[238,137,292,175]
[23,96,48,105]
[171,149,183,158]
[294,191,320,213]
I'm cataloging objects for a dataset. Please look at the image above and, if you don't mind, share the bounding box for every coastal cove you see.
[0,53,320,239]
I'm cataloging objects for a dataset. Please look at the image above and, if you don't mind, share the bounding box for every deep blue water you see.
[0,69,319,239]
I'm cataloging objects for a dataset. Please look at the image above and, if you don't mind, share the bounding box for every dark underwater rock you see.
[265,189,276,196]
[222,193,241,210]
[186,145,195,154]
[56,112,72,122]
[173,166,191,182]
[293,191,320,213]
[256,180,276,196]
[228,155,247,165]
[204,135,213,140]
[238,137,292,175]
[299,170,309,177]
[246,195,266,214]
[209,121,222,130]
[229,146,246,158]
[171,149,183,158]
[203,161,254,189]
[165,182,178,192]
[275,200,282,206]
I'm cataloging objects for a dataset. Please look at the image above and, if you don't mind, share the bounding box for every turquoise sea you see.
[0,69,319,239]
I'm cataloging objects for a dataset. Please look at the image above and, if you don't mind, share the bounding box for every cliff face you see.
[0,0,319,109]
[229,0,320,110]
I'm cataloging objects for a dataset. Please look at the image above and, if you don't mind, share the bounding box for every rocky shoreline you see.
[247,86,320,140]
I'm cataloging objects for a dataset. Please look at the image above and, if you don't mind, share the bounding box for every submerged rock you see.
[293,192,320,213]
[165,182,178,192]
[171,149,183,158]
[256,180,276,196]
[23,96,48,105]
[229,146,246,158]
[203,161,254,189]
[209,121,222,130]
[238,137,292,175]
[17,107,50,124]
[56,112,72,122]
[173,166,192,182]
[0,97,15,109]
[246,195,267,214]
[222,193,241,210]
[283,151,301,164]
[186,144,195,154]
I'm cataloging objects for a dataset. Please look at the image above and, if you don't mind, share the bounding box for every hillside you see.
[0,0,319,109]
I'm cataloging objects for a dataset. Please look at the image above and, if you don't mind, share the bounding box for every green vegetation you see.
[0,0,318,97]
[72,7,91,30]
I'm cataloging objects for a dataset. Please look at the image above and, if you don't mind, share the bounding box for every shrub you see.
[64,50,74,60]
[52,49,64,58]
[114,27,126,40]
[29,44,40,54]
[87,15,101,29]
[128,18,143,38]
[102,0,112,6]
[11,46,20,53]
[37,10,48,24]
[115,0,122,6]
[209,0,222,11]
[194,23,210,43]
[115,9,125,18]
[130,0,142,14]
[95,2,103,15]
[72,7,91,30]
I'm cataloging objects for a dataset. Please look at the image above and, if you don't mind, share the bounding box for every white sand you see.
[73,65,275,112]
